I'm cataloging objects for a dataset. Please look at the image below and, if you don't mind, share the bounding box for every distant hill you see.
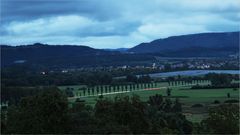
[1,32,239,68]
[104,48,129,52]
[1,43,154,68]
[129,32,239,57]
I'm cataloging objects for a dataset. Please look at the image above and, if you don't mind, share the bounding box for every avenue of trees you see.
[2,73,238,105]
[72,82,156,97]
[1,88,239,134]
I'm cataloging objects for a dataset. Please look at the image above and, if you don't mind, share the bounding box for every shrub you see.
[201,104,239,134]
[191,104,204,108]
[213,100,220,104]
[232,88,238,91]
[75,98,85,103]
[224,99,239,103]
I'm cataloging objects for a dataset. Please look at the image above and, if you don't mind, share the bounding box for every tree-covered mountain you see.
[1,43,154,68]
[1,32,239,68]
[129,32,239,57]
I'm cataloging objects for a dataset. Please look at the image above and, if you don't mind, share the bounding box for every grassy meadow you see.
[58,81,239,122]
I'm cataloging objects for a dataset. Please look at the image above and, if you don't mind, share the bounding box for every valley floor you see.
[59,82,239,123]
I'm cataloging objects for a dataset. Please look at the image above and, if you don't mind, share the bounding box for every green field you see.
[58,81,210,99]
[58,81,239,122]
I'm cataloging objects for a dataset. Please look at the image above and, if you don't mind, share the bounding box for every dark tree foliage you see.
[147,94,192,134]
[68,102,97,134]
[200,104,239,134]
[2,68,113,87]
[205,73,232,86]
[6,87,69,134]
[117,85,120,92]
[83,88,86,96]
[172,98,182,112]
[91,87,95,95]
[100,86,104,94]
[4,88,238,134]
[126,74,138,83]
[96,86,99,95]
[104,86,108,93]
[132,84,136,90]
[136,83,139,89]
[138,75,152,83]
[109,86,112,93]
[167,88,172,97]
[1,86,44,104]
[94,95,149,134]
[125,85,128,91]
[65,88,74,97]
[113,85,116,92]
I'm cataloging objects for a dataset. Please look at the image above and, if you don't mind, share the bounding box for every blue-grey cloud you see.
[1,0,120,23]
[1,0,240,48]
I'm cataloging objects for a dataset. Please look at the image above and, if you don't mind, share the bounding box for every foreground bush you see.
[224,99,239,103]
[201,104,239,134]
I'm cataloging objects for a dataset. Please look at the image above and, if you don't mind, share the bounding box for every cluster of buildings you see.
[117,58,239,71]
[39,57,239,75]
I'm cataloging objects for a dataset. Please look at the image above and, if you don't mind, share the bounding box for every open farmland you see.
[59,80,239,123]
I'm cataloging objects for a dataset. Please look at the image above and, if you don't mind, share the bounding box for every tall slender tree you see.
[144,83,147,89]
[83,88,86,96]
[155,82,157,87]
[147,83,150,88]
[87,88,90,96]
[100,86,103,95]
[129,84,132,91]
[117,85,120,92]
[96,86,99,95]
[105,86,108,93]
[136,83,139,90]
[113,85,116,92]
[167,88,171,97]
[91,87,95,95]
[109,86,112,93]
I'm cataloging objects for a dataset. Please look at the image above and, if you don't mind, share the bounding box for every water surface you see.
[148,70,240,77]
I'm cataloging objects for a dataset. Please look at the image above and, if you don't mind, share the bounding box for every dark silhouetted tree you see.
[167,88,171,97]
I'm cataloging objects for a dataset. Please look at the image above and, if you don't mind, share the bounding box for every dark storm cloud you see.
[1,0,120,23]
[1,0,240,48]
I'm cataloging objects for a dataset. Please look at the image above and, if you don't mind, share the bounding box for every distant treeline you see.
[1,65,159,87]
[2,64,239,87]
[191,83,239,89]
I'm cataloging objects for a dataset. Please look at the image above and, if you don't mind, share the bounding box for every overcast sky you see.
[1,0,239,48]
